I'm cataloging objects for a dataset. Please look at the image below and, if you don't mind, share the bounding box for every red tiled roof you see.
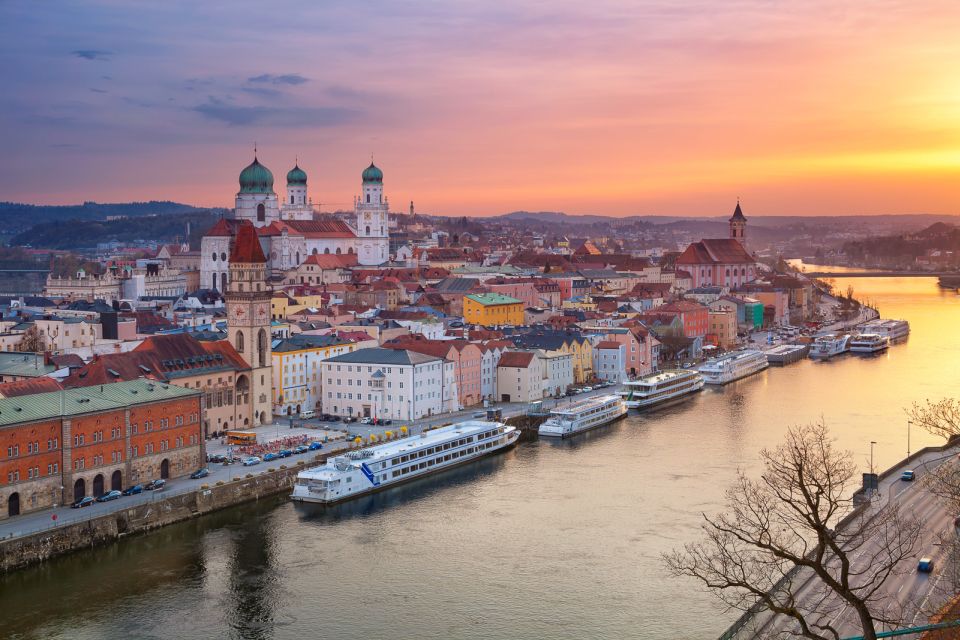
[258,219,357,239]
[206,217,235,237]
[303,253,357,269]
[230,221,267,263]
[498,351,535,368]
[594,341,622,350]
[0,377,63,398]
[676,239,752,266]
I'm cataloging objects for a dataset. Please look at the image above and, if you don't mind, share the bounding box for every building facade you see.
[272,334,357,417]
[463,293,525,326]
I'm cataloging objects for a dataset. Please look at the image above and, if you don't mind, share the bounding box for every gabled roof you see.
[498,351,536,368]
[676,239,753,266]
[0,376,63,398]
[230,220,267,263]
[302,253,357,269]
[206,217,236,237]
[323,347,444,366]
[258,219,356,239]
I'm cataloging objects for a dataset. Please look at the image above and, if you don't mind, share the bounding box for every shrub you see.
[200,483,210,490]
[216,481,224,486]
[245,473,253,479]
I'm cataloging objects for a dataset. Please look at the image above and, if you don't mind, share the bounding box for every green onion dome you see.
[286,164,307,185]
[362,162,383,184]
[239,157,274,194]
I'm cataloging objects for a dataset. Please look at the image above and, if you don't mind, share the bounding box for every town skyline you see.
[3,1,960,216]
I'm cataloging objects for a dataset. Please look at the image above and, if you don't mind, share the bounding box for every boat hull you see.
[538,409,627,438]
[622,383,703,410]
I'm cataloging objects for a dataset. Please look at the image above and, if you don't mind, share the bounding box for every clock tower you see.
[355,161,390,266]
[226,220,273,426]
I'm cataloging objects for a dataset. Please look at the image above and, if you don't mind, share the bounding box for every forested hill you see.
[0,201,226,235]
[10,211,222,250]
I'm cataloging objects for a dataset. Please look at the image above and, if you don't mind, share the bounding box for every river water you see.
[2,271,959,640]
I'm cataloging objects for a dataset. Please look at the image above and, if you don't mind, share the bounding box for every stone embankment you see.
[0,455,327,573]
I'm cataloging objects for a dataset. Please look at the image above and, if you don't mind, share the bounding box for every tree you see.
[664,422,920,640]
[907,398,960,441]
[15,325,45,353]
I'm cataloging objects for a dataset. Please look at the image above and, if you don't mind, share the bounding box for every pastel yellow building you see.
[463,293,524,326]
[271,334,357,416]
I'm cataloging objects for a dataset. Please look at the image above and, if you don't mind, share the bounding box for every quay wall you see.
[0,456,324,573]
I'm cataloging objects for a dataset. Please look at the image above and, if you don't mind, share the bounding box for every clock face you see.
[256,303,269,321]
[231,306,246,322]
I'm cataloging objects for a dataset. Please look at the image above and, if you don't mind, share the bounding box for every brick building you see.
[1,379,202,519]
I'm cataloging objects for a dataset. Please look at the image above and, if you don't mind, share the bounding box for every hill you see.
[10,211,223,250]
[0,201,226,235]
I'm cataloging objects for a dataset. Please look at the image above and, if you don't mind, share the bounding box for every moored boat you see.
[618,369,704,409]
[291,420,519,504]
[857,318,910,342]
[539,394,627,438]
[809,334,851,359]
[697,349,768,385]
[848,333,890,354]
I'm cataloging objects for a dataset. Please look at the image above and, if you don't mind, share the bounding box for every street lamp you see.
[907,420,912,458]
[870,441,877,475]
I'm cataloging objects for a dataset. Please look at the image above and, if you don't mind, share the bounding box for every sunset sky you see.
[2,0,960,216]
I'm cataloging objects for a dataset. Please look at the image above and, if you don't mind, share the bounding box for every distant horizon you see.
[3,2,960,216]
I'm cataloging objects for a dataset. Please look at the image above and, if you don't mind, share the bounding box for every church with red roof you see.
[675,202,758,289]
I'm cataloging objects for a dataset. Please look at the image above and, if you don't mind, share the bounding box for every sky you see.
[1,0,960,217]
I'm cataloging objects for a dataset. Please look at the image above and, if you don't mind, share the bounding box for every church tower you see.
[729,200,747,251]
[235,155,280,227]
[225,221,273,426]
[355,161,390,265]
[281,162,313,220]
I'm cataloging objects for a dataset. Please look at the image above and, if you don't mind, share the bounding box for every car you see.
[144,479,166,491]
[96,490,122,502]
[308,441,323,451]
[121,484,143,496]
[293,444,309,454]
[263,453,279,462]
[299,409,316,420]
[278,449,292,458]
[207,453,226,464]
[242,456,261,466]
[383,419,392,425]
[918,557,934,573]
[360,417,372,424]
[190,468,210,480]
[901,470,916,481]
[582,386,593,393]
[71,496,96,508]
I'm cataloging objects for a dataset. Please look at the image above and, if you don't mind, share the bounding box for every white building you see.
[540,349,574,397]
[321,348,457,421]
[593,341,627,383]
[496,351,544,403]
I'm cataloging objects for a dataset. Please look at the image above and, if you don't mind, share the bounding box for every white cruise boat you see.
[538,394,627,438]
[809,334,852,359]
[848,333,890,354]
[291,420,519,505]
[858,318,910,342]
[697,349,768,385]
[618,369,704,409]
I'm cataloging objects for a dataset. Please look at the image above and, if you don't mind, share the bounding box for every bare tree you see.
[907,398,960,441]
[664,422,920,640]
[15,325,45,353]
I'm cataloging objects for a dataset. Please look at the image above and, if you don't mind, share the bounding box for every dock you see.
[764,344,808,365]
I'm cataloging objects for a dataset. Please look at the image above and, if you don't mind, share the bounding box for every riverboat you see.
[538,394,627,438]
[291,420,519,504]
[857,318,910,342]
[764,344,808,365]
[848,333,890,354]
[938,275,960,289]
[697,349,768,385]
[617,369,704,409]
[809,334,851,359]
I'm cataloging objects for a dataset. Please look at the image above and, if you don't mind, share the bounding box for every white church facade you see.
[200,156,392,292]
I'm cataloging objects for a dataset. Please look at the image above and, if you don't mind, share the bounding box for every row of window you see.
[389,442,497,478]
[8,438,61,459]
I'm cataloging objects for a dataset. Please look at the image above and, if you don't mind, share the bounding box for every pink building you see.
[383,336,484,407]
[675,203,757,289]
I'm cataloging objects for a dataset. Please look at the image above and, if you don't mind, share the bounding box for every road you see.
[743,447,959,639]
[0,387,614,542]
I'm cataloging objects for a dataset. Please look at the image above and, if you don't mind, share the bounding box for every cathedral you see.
[201,155,392,292]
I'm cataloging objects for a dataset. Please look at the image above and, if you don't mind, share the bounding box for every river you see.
[2,270,959,640]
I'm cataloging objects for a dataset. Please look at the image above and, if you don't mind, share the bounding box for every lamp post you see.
[907,420,912,458]
[870,441,877,475]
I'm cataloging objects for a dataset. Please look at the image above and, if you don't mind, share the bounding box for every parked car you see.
[144,479,166,491]
[308,441,323,451]
[96,490,122,502]
[582,386,593,393]
[190,468,210,480]
[299,409,316,420]
[207,453,226,464]
[360,417,373,424]
[121,484,143,496]
[278,449,292,458]
[383,419,392,426]
[293,444,309,454]
[263,453,279,462]
[901,470,916,481]
[71,496,96,509]
[242,456,261,466]
[918,557,934,573]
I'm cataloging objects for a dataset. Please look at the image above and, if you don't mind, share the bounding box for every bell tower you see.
[225,221,273,426]
[355,161,390,265]
[729,200,747,251]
